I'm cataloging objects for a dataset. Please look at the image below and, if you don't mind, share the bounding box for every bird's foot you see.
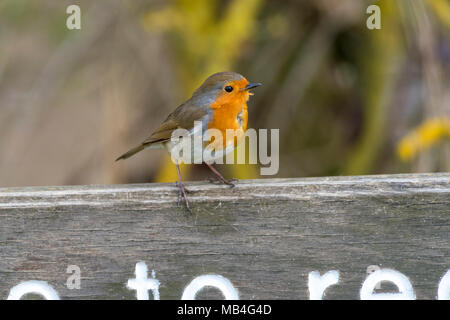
[175,182,191,213]
[207,176,237,188]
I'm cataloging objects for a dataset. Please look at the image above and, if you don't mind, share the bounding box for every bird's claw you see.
[175,182,191,213]
[207,176,237,188]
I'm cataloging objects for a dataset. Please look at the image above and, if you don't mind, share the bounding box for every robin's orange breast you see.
[207,94,249,150]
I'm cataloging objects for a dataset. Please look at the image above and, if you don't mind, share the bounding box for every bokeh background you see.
[0,0,449,187]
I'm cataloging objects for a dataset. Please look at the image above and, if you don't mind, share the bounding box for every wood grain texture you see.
[0,173,449,299]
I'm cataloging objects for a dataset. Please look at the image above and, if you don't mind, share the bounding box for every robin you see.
[116,71,261,211]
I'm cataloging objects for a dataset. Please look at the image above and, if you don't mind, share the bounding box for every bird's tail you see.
[115,145,145,161]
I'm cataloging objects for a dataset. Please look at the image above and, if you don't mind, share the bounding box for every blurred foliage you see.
[344,0,401,175]
[142,0,263,93]
[427,0,450,29]
[0,0,449,188]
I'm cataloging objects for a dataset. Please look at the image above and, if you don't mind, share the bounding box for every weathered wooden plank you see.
[0,173,449,299]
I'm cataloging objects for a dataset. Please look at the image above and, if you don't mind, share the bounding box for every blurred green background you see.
[0,0,449,187]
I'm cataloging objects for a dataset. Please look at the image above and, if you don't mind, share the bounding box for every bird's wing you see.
[141,118,180,146]
[142,101,209,146]
[116,97,211,161]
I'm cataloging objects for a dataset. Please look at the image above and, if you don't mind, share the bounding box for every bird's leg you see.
[204,162,236,188]
[175,162,191,212]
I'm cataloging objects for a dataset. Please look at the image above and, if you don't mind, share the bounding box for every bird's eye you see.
[224,86,233,93]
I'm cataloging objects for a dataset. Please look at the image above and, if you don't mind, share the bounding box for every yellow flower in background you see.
[397,117,450,161]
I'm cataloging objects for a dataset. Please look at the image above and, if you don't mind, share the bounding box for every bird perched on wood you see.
[116,71,261,211]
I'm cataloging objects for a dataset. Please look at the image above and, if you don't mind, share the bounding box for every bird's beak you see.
[241,82,262,91]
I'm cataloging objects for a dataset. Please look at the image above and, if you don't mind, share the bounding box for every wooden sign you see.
[0,173,449,299]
